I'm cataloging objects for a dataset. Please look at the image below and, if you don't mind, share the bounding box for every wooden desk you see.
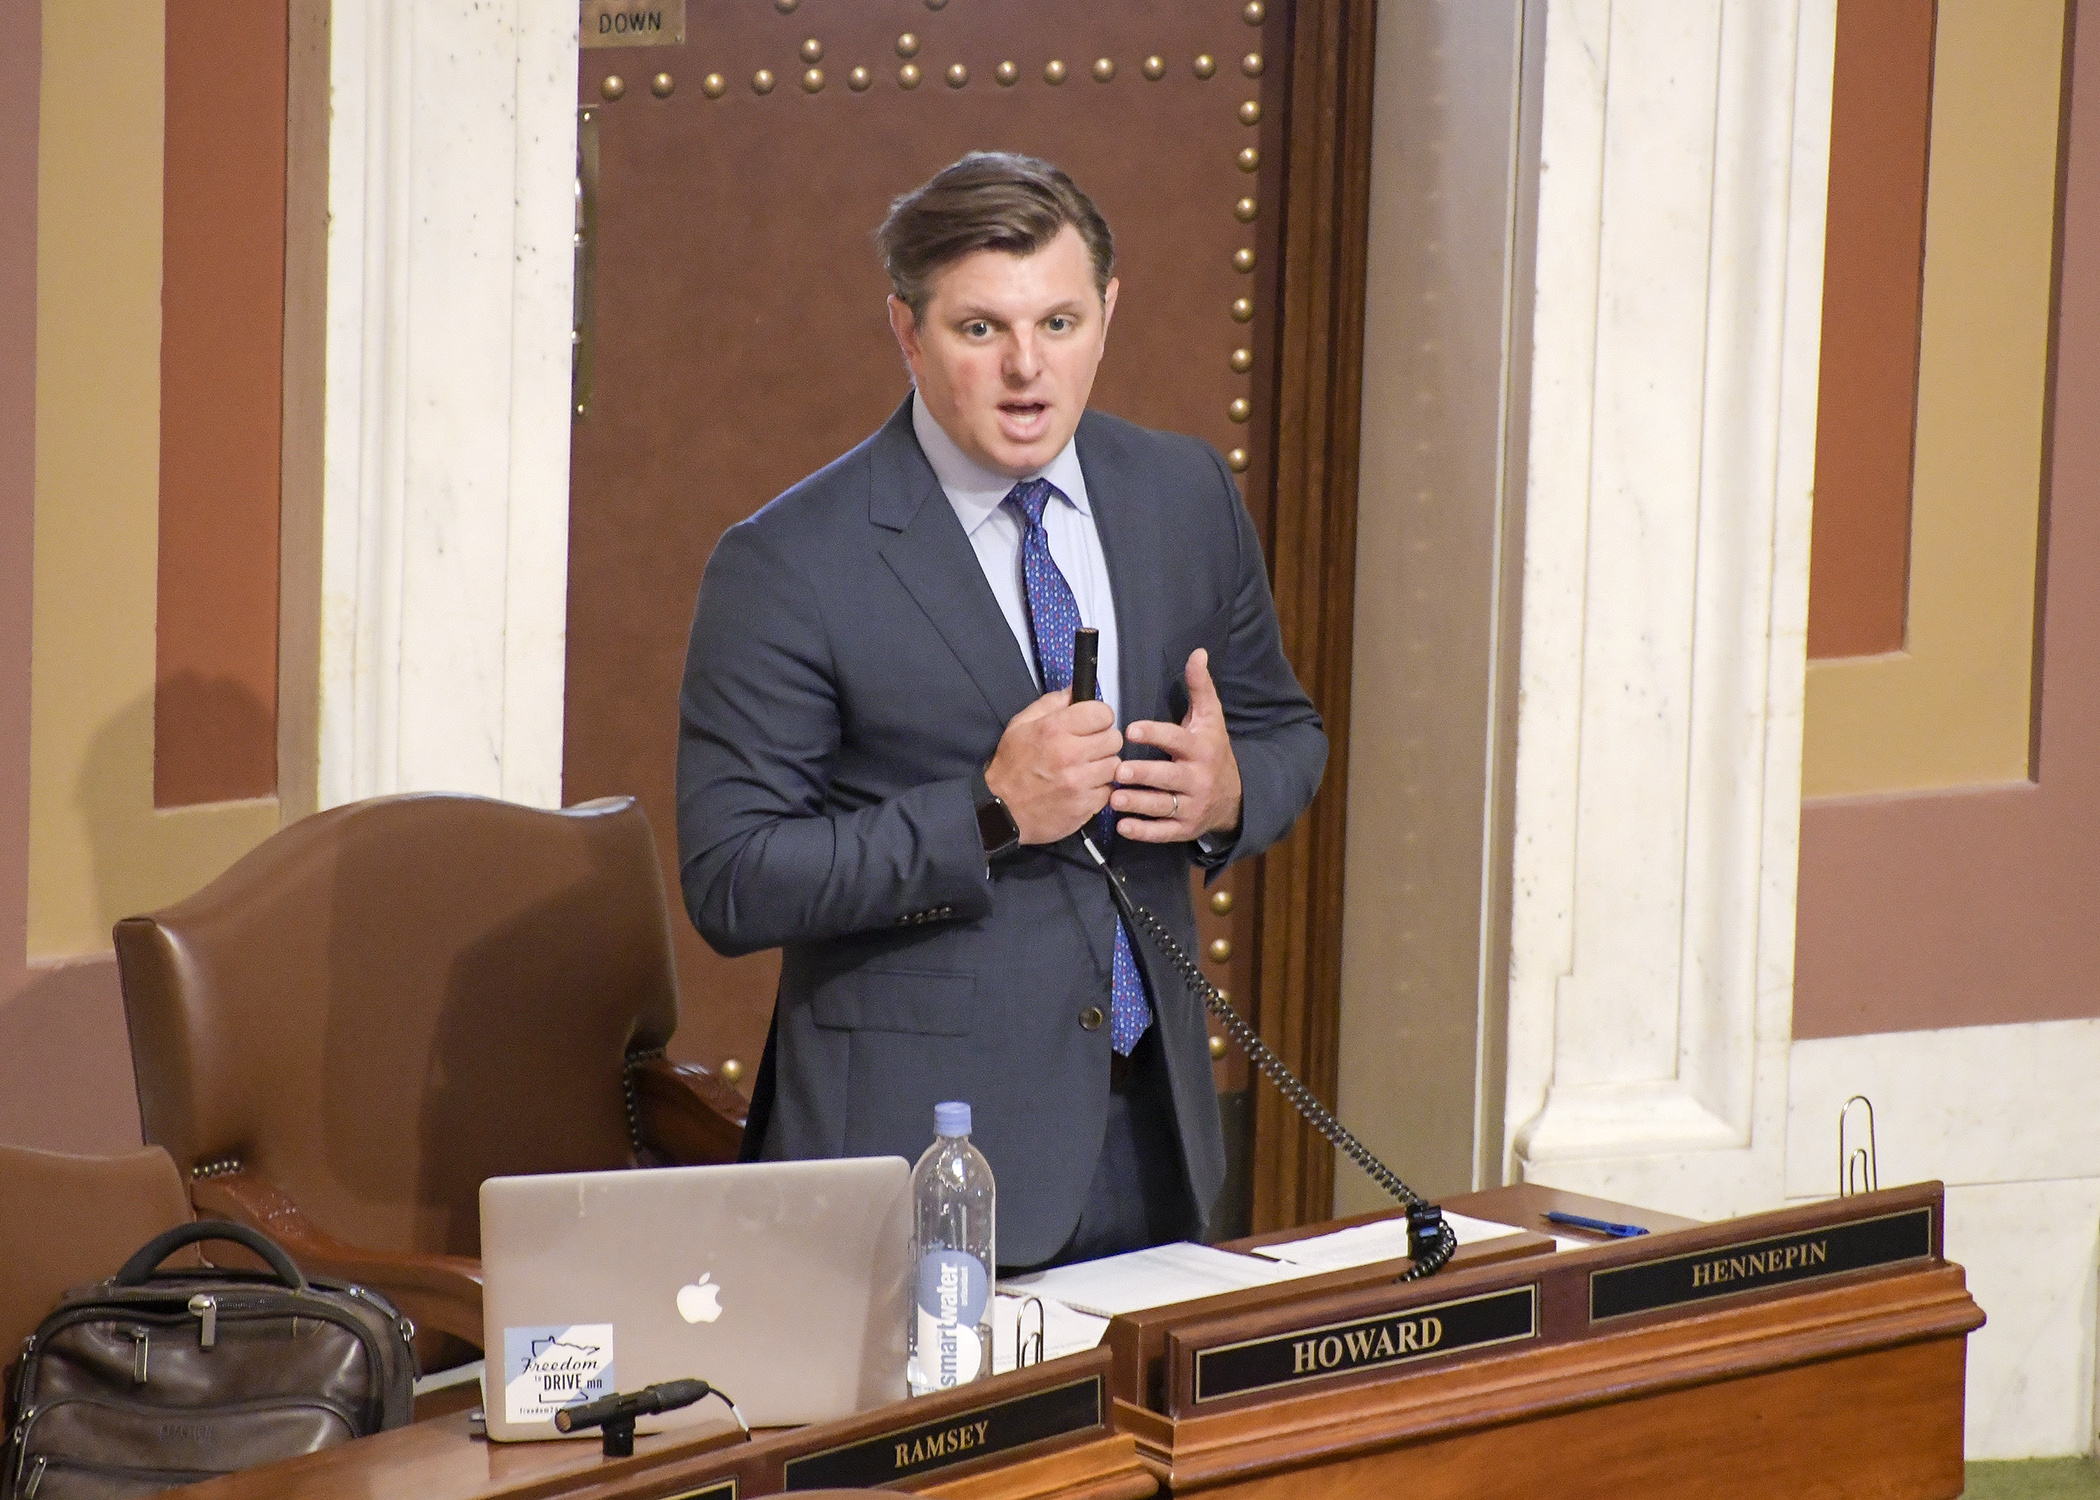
[1115,1182,1981,1498]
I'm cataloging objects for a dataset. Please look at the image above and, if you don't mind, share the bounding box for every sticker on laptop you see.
[503,1324,615,1425]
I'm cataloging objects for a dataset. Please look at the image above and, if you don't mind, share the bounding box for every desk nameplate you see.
[779,1372,1103,1491]
[1589,1205,1936,1322]
[1191,1283,1539,1405]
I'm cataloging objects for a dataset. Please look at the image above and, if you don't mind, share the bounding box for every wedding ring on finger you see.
[1171,793,1181,818]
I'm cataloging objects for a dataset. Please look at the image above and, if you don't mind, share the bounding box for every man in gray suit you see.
[677,153,1325,1269]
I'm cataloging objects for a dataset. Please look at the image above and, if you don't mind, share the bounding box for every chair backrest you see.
[114,794,681,1262]
[0,1143,194,1358]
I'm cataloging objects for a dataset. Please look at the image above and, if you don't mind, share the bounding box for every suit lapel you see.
[870,398,1040,726]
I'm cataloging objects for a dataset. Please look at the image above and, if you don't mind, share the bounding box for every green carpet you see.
[1965,1459,2100,1498]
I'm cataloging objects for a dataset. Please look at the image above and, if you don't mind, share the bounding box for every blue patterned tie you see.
[1003,479,1152,1055]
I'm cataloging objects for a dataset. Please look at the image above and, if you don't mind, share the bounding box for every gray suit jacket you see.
[676,397,1326,1265]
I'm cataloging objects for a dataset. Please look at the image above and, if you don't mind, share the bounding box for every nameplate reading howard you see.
[1589,1206,1935,1322]
[1191,1284,1539,1405]
[582,0,685,47]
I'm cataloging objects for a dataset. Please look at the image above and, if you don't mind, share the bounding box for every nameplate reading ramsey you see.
[780,1374,1103,1491]
[1191,1284,1539,1405]
[1589,1206,1935,1322]
[581,0,685,47]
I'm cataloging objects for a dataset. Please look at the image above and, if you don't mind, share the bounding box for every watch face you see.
[977,794,1019,855]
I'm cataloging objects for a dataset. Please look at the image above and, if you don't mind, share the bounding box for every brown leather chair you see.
[113,793,743,1355]
[0,1144,195,1364]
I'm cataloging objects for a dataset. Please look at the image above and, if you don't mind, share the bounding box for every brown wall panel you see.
[1795,0,2091,1039]
[154,0,288,807]
[1806,0,1935,660]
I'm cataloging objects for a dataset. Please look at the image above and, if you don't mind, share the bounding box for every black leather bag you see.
[4,1220,416,1499]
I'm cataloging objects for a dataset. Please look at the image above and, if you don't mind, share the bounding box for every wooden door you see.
[565,0,1374,1232]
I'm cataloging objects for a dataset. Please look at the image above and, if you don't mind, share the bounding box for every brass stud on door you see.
[1210,889,1234,915]
[1194,53,1217,79]
[1209,1034,1228,1060]
[848,65,872,91]
[1044,59,1068,84]
[720,1057,745,1084]
[898,62,922,88]
[1230,347,1253,373]
[1092,57,1115,82]
[1143,55,1166,80]
[600,74,626,101]
[1231,297,1254,322]
[1239,99,1261,125]
[1208,938,1233,964]
[996,59,1019,85]
[1233,246,1256,272]
[651,71,676,97]
[1227,447,1249,472]
[947,62,968,88]
[1243,0,1267,23]
[1238,146,1260,172]
[749,69,773,95]
[896,32,920,57]
[1243,52,1264,77]
[1228,397,1251,422]
[1234,196,1258,222]
[802,67,825,93]
[773,0,797,11]
[702,73,727,98]
[800,38,823,63]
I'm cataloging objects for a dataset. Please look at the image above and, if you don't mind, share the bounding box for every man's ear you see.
[887,294,922,371]
[1100,278,1119,343]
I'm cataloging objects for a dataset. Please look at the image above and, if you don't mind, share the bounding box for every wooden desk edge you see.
[1127,1261,1982,1491]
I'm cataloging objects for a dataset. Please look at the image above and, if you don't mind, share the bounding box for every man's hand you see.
[1114,649,1243,843]
[985,691,1123,846]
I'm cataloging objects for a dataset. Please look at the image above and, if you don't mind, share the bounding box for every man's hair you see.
[878,152,1115,321]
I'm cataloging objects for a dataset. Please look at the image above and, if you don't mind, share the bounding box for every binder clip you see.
[1838,1094,1878,1197]
[1406,1203,1446,1262]
[1015,1296,1045,1371]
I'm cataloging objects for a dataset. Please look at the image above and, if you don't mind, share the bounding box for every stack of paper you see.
[997,1241,1324,1319]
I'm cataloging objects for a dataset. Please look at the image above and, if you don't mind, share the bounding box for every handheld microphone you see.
[1071,627,1100,704]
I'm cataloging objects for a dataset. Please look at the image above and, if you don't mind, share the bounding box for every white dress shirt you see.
[912,390,1124,727]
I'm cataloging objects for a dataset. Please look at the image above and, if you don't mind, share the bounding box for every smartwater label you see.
[911,1249,989,1389]
[503,1324,615,1426]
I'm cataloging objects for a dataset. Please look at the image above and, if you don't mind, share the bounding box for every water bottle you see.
[907,1101,996,1395]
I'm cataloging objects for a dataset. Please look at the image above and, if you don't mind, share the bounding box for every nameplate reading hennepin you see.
[1589,1205,1935,1322]
[780,1375,1103,1490]
[581,0,685,47]
[1191,1284,1539,1404]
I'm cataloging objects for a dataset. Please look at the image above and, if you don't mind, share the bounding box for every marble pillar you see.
[1503,0,1834,1219]
[314,1,579,809]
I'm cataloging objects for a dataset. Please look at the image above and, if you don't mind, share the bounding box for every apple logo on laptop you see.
[676,1273,724,1325]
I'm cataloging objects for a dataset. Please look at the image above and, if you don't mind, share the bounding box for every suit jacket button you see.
[1079,1006,1105,1031]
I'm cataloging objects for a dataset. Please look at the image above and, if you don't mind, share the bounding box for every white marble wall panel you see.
[315,0,579,809]
[1502,0,1833,1220]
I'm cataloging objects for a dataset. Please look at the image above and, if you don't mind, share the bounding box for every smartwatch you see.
[972,768,1021,862]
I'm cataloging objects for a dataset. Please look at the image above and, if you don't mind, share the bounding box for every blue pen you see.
[1545,1210,1650,1239]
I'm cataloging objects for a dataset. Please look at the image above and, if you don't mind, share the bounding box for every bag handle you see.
[113,1219,309,1291]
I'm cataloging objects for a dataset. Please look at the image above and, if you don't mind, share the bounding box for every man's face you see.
[889,224,1119,479]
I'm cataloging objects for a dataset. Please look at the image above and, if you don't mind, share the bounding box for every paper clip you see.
[1015,1296,1045,1370]
[1838,1094,1878,1197]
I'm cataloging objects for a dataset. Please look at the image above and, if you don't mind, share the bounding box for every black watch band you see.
[972,768,1021,862]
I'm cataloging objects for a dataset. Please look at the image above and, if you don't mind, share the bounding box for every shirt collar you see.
[912,389,1090,535]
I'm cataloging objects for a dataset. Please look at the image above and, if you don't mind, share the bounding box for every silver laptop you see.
[479,1157,912,1442]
